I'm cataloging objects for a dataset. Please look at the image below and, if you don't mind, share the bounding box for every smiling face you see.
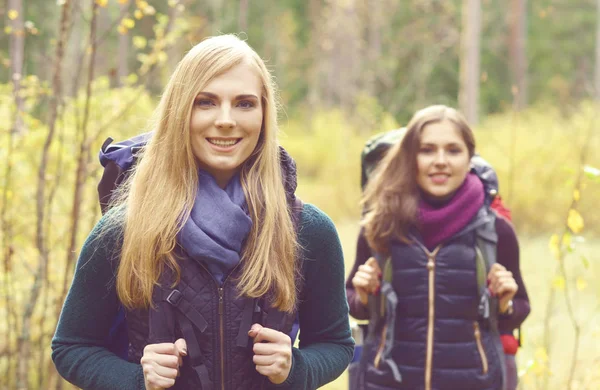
[416,120,471,201]
[189,61,263,188]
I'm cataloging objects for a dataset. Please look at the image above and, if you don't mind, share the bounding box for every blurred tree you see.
[509,0,528,109]
[7,0,25,134]
[459,0,481,124]
[596,0,600,99]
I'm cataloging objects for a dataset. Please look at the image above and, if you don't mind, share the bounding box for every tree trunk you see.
[509,0,528,110]
[8,0,25,134]
[239,0,249,32]
[365,0,383,97]
[596,0,600,100]
[23,0,72,388]
[459,0,481,124]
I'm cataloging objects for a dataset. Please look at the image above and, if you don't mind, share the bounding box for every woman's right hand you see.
[351,257,382,306]
[141,338,187,390]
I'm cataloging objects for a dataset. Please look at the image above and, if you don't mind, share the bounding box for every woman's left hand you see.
[248,323,292,384]
[487,263,518,314]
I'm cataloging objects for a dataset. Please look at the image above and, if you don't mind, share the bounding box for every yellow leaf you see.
[122,18,135,29]
[573,189,580,202]
[8,10,19,20]
[118,0,128,3]
[117,25,128,35]
[4,26,13,35]
[134,9,143,19]
[125,73,138,85]
[157,51,168,64]
[95,0,108,7]
[576,277,587,291]
[132,36,147,49]
[567,209,584,233]
[143,5,156,15]
[552,276,565,291]
[168,0,179,6]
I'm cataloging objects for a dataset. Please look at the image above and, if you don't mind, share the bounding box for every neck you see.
[419,188,459,207]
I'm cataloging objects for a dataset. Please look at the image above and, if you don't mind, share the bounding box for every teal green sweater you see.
[51,204,354,390]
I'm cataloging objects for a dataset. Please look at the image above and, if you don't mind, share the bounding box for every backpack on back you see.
[97,133,305,360]
[350,128,515,389]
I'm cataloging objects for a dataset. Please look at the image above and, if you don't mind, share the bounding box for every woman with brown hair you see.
[347,105,530,390]
[52,34,353,390]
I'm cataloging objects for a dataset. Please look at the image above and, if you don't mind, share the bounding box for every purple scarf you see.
[177,170,252,285]
[419,173,484,250]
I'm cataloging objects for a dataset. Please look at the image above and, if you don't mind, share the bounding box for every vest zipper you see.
[424,245,441,390]
[219,287,225,390]
[473,322,489,374]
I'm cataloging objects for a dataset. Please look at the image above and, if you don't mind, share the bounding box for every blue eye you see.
[195,99,214,107]
[237,100,255,109]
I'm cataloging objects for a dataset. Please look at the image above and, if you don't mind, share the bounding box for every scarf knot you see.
[177,170,252,285]
[419,173,484,250]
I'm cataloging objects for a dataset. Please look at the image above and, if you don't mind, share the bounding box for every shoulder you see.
[298,203,339,242]
[80,206,126,268]
[494,214,517,245]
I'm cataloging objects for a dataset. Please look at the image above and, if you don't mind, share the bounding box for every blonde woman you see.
[346,105,529,390]
[52,35,353,390]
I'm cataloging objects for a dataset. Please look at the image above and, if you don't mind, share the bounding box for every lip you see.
[206,137,242,152]
[429,173,450,184]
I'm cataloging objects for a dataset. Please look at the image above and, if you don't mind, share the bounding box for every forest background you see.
[1,0,600,389]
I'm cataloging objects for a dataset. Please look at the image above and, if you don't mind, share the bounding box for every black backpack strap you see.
[475,211,498,322]
[149,275,213,390]
[475,210,508,389]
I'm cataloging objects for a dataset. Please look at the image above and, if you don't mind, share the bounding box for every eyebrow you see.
[195,92,259,100]
[420,142,465,147]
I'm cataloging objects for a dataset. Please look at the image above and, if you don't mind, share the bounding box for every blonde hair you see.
[361,105,475,253]
[105,35,298,312]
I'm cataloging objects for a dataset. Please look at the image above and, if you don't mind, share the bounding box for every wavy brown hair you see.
[104,35,298,312]
[361,105,476,253]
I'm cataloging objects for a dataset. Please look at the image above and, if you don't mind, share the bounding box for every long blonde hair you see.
[105,35,298,312]
[361,105,475,253]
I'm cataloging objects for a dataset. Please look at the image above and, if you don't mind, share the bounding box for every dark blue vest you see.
[361,207,505,390]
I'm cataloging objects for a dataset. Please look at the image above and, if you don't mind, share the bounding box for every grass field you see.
[318,221,600,390]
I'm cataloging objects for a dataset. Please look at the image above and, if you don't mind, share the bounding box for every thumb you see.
[174,338,187,356]
[247,323,264,338]
[365,257,378,267]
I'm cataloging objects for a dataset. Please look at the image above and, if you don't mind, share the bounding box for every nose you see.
[215,106,236,130]
[434,150,447,166]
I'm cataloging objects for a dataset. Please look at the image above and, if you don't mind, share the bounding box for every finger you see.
[354,274,379,291]
[248,323,264,338]
[490,263,506,272]
[142,353,180,370]
[365,257,382,275]
[253,354,276,366]
[255,363,279,377]
[357,265,377,278]
[352,273,372,286]
[151,364,179,380]
[144,342,178,355]
[253,327,291,345]
[145,371,176,389]
[174,338,187,358]
[253,340,291,356]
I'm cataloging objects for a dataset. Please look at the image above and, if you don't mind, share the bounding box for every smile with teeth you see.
[207,138,241,147]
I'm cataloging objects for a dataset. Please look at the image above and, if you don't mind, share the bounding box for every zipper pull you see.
[218,288,224,315]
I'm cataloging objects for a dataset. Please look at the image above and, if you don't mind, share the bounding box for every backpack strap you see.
[149,278,213,390]
[475,210,498,323]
